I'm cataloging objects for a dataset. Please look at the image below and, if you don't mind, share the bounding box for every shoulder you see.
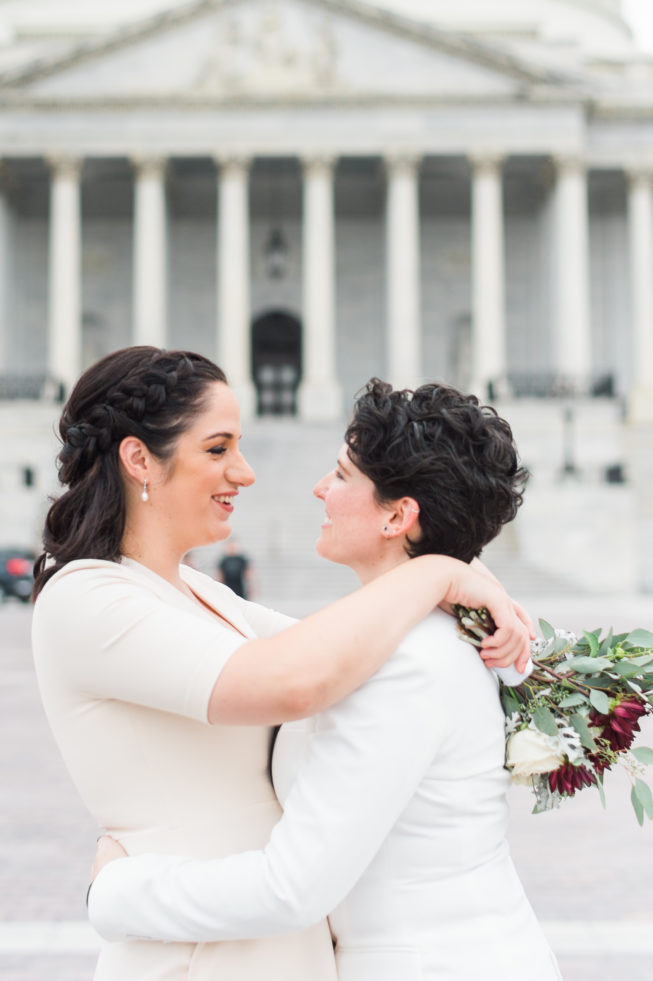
[35,559,134,607]
[376,608,495,697]
[33,558,172,634]
[391,609,462,674]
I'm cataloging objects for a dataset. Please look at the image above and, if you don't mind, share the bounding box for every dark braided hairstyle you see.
[345,379,529,563]
[33,346,227,598]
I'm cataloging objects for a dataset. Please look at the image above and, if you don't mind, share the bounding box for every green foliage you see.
[626,629,653,648]
[569,713,598,752]
[532,705,558,738]
[589,689,611,715]
[538,619,555,641]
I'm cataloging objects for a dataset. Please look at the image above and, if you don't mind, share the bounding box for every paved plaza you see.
[1,592,653,980]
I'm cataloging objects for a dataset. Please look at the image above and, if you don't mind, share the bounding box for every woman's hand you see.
[445,562,533,673]
[90,835,128,886]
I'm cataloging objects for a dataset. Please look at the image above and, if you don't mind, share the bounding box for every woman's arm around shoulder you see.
[208,553,532,725]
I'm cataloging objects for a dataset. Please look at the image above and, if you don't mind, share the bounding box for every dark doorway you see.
[251,310,302,415]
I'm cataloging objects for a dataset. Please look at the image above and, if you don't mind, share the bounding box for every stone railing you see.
[0,376,65,401]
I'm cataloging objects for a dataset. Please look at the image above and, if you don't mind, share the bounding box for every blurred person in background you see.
[217,539,253,599]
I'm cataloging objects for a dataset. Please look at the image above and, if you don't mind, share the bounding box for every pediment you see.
[0,0,569,103]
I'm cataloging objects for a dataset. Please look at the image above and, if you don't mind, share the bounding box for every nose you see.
[227,449,256,487]
[313,471,330,500]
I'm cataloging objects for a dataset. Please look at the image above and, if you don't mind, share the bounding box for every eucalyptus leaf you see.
[501,692,521,717]
[634,779,653,819]
[612,661,644,678]
[584,631,600,657]
[599,629,614,657]
[564,656,613,673]
[559,693,588,708]
[538,619,555,641]
[595,773,606,809]
[570,713,598,752]
[632,653,653,667]
[583,674,618,690]
[626,629,653,648]
[632,747,653,766]
[631,786,645,826]
[589,688,611,714]
[532,705,558,738]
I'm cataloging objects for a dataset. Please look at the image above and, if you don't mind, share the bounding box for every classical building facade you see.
[0,0,651,418]
[1,0,652,595]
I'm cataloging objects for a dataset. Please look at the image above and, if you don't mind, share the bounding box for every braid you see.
[33,347,227,599]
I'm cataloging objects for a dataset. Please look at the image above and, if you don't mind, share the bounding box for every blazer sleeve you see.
[32,566,248,723]
[88,628,450,942]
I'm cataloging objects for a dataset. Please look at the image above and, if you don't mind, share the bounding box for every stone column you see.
[48,156,82,395]
[298,155,342,420]
[627,170,653,422]
[216,156,255,418]
[0,166,11,373]
[625,170,653,587]
[132,157,167,348]
[470,155,507,400]
[551,156,591,388]
[385,155,422,390]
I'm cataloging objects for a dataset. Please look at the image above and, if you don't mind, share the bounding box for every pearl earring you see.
[141,480,149,503]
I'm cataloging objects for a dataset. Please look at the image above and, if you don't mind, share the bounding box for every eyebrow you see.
[337,455,351,473]
[202,431,235,441]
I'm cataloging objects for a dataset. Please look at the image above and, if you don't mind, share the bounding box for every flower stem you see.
[531,659,592,697]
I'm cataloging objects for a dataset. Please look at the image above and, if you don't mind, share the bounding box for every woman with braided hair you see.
[32,348,530,981]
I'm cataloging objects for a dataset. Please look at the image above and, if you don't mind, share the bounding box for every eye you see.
[335,468,345,480]
[208,446,227,456]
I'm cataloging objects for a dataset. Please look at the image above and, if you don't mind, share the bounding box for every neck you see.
[121,519,189,592]
[354,550,411,586]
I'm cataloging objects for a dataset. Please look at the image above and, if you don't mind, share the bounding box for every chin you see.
[315,535,332,562]
[316,537,349,567]
[200,523,232,548]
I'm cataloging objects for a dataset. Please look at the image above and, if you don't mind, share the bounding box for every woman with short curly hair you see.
[87,374,560,980]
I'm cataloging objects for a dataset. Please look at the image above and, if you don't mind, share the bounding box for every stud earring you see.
[382,525,389,535]
[141,480,149,503]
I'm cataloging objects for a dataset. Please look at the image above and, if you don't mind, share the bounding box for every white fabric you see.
[88,609,561,980]
[32,558,335,981]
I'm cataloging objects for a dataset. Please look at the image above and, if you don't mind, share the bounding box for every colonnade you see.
[36,153,653,419]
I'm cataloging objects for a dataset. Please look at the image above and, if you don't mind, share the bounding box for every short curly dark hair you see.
[345,379,529,563]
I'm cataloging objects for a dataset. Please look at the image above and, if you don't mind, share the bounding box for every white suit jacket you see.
[88,610,559,980]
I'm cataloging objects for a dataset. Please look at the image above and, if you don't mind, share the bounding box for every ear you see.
[383,497,421,539]
[118,436,153,485]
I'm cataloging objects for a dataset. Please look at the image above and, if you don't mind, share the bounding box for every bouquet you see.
[454,606,653,824]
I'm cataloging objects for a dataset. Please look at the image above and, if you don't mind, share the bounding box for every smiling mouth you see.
[213,494,236,509]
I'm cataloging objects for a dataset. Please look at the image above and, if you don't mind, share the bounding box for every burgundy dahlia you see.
[549,763,596,797]
[589,696,648,754]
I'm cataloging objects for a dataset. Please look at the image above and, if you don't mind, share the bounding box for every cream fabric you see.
[88,609,561,979]
[32,558,336,981]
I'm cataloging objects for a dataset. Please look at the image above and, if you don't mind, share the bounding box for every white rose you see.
[506,727,565,785]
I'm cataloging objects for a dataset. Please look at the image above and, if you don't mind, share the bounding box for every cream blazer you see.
[32,558,336,981]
